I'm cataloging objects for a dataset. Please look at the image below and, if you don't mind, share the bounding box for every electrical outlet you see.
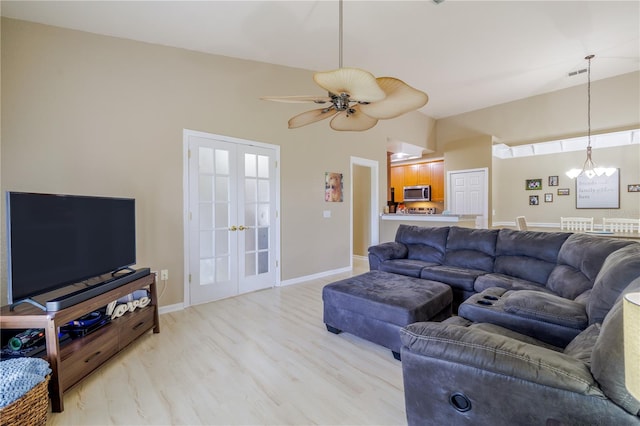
[160,269,169,280]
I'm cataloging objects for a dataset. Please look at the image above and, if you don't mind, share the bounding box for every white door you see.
[448,168,488,228]
[186,131,278,305]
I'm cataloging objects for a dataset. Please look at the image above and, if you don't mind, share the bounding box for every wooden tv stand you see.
[0,273,160,412]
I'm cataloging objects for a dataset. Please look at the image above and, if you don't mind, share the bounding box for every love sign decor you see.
[106,293,151,320]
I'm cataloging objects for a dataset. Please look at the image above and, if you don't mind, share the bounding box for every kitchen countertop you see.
[381,213,478,222]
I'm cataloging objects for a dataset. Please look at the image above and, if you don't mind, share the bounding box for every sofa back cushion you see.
[493,229,570,285]
[443,227,498,271]
[395,225,450,264]
[591,277,640,416]
[547,234,634,299]
[587,243,640,324]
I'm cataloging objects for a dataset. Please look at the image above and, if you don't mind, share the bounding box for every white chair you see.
[516,216,528,231]
[602,218,640,233]
[560,217,594,232]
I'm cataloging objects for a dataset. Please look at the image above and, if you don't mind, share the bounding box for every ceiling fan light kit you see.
[261,0,428,131]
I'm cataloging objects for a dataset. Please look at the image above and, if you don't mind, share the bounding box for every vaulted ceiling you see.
[2,1,639,118]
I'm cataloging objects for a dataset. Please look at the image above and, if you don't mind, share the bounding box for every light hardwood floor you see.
[47,259,406,425]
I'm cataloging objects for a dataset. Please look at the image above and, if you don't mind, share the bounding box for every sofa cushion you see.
[378,258,438,278]
[587,243,640,324]
[420,265,487,292]
[591,279,640,416]
[547,234,634,299]
[443,227,498,271]
[395,225,449,264]
[503,290,588,330]
[493,229,570,285]
[474,272,552,294]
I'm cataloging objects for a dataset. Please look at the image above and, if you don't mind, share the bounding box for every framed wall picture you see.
[526,179,542,190]
[576,169,620,209]
[544,193,553,202]
[548,176,559,186]
[529,195,539,205]
[325,172,343,202]
[557,188,570,196]
[629,184,640,192]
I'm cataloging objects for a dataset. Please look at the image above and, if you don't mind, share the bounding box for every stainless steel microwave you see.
[404,185,431,201]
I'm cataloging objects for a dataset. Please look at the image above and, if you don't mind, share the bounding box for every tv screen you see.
[6,192,136,304]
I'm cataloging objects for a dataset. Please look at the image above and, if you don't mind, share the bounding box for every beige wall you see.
[0,18,431,306]
[436,71,640,147]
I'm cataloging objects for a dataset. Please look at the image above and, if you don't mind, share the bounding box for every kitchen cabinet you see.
[389,160,445,203]
[390,166,404,202]
[404,164,419,186]
[430,161,445,202]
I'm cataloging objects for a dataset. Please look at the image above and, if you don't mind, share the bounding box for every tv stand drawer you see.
[60,331,118,391]
[118,307,155,350]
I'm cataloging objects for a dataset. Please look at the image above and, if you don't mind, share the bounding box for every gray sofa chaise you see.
[399,277,640,425]
[368,225,639,346]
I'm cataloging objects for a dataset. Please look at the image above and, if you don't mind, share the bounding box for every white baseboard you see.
[279,266,352,287]
[158,302,184,315]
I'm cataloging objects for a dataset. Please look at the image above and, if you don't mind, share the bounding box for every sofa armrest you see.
[400,322,602,396]
[367,242,408,269]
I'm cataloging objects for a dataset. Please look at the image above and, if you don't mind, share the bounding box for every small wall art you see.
[544,193,553,202]
[548,176,559,186]
[557,188,570,196]
[629,184,640,192]
[526,179,542,190]
[529,195,539,205]
[325,172,343,202]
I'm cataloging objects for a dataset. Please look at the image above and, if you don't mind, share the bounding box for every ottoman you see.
[322,270,452,360]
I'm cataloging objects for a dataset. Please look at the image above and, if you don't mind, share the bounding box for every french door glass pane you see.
[257,155,269,178]
[245,253,256,276]
[200,231,213,258]
[215,149,229,175]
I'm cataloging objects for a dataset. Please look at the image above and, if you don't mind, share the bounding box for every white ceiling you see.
[2,0,639,118]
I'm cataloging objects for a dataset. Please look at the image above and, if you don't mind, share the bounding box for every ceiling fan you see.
[261,0,429,132]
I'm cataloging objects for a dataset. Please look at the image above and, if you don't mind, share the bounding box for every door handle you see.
[229,226,237,231]
[238,225,247,231]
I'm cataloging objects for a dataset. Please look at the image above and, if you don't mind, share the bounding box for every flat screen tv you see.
[6,192,136,306]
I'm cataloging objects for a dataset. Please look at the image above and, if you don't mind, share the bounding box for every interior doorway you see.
[350,157,379,265]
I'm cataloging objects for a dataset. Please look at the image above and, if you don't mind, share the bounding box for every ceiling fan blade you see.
[359,77,429,119]
[329,106,378,132]
[288,107,337,129]
[261,95,332,104]
[314,68,386,103]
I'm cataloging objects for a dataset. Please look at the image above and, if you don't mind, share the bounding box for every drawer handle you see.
[132,321,146,331]
[85,351,102,363]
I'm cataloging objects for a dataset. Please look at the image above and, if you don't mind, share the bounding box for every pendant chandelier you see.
[565,55,616,179]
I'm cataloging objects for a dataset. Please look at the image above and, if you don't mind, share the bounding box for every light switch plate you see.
[323,210,331,218]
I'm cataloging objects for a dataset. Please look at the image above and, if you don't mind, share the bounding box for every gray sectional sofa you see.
[367,224,640,424]
[368,225,639,346]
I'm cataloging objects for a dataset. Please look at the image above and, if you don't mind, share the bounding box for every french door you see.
[186,130,278,305]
